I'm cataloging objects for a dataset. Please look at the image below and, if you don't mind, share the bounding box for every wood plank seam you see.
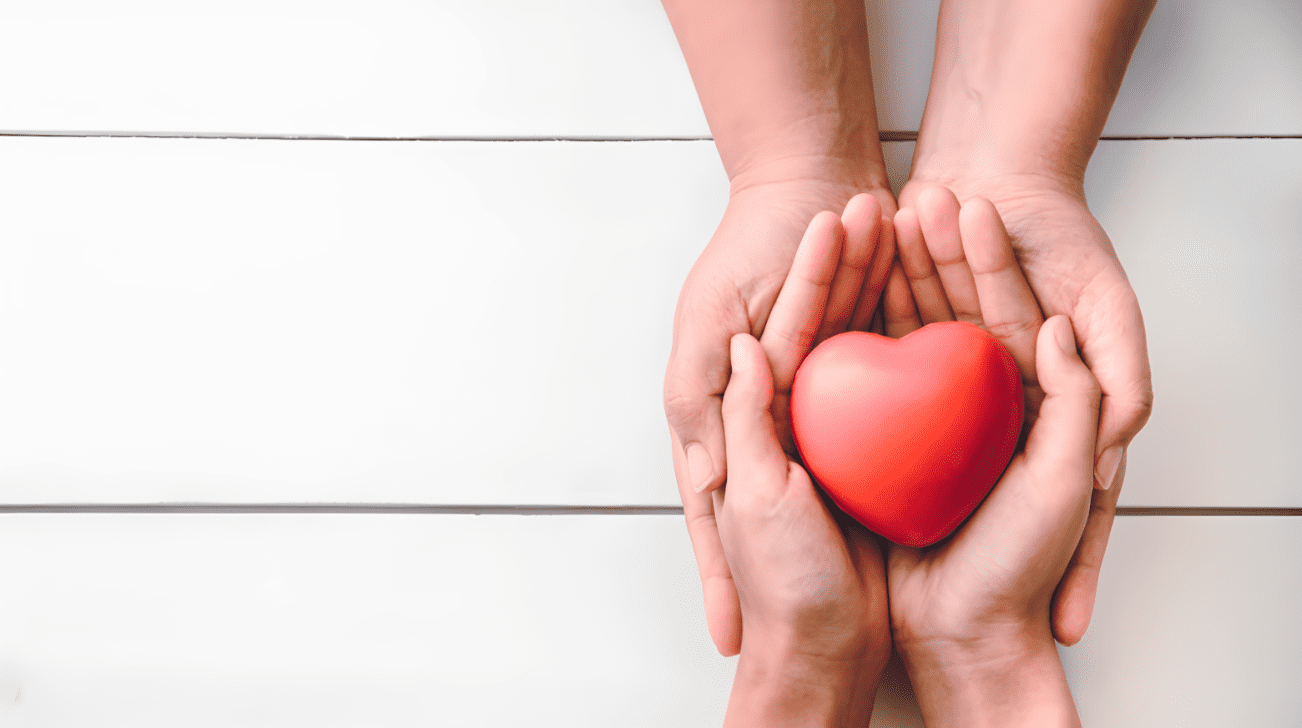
[0,505,1298,516]
[4,131,1302,141]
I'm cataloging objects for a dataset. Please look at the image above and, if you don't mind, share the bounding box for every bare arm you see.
[912,0,1157,187]
[661,0,888,192]
[901,0,1157,647]
[661,0,897,658]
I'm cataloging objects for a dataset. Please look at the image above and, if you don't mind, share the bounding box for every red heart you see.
[790,321,1023,547]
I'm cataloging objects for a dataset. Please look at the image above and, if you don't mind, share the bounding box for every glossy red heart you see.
[790,321,1023,547]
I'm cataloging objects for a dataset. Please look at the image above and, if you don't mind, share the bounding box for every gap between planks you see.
[0,504,1297,516]
[3,131,1302,142]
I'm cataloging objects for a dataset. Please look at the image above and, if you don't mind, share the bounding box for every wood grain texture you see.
[0,136,719,505]
[0,0,1296,137]
[1088,139,1302,507]
[0,137,1298,506]
[0,514,1296,726]
[1064,517,1302,726]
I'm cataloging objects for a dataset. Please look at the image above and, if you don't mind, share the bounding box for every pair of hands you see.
[666,172,1149,659]
[688,187,1100,724]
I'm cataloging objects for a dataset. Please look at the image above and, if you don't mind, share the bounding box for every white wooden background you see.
[0,0,1298,725]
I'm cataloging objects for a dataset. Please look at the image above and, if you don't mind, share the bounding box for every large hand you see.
[898,177,1152,645]
[665,184,896,656]
[884,187,1099,725]
[713,208,891,725]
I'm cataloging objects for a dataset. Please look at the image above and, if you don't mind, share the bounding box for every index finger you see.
[758,211,844,452]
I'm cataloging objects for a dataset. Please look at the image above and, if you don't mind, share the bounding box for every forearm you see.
[913,0,1157,187]
[724,635,885,728]
[661,0,888,192]
[902,628,1080,728]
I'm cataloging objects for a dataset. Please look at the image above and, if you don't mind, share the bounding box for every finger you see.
[1024,316,1101,481]
[669,426,742,656]
[848,205,897,332]
[721,333,791,495]
[959,197,1044,396]
[894,205,954,323]
[1052,452,1125,646]
[664,295,738,494]
[883,261,923,338]
[1008,316,1100,573]
[759,211,843,451]
[1078,288,1153,491]
[818,194,882,344]
[917,186,983,325]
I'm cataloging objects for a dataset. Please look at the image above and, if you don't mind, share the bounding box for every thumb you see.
[1024,316,1102,508]
[721,333,790,490]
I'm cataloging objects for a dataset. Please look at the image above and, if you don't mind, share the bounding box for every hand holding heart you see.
[879,187,1099,724]
[715,186,1099,725]
[711,197,892,726]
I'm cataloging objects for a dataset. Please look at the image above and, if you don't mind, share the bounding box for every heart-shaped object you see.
[790,321,1023,547]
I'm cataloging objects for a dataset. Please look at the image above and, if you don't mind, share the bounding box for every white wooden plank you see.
[0,136,720,505]
[0,1,1297,138]
[0,137,1299,506]
[0,514,736,726]
[0,0,708,138]
[1088,139,1302,507]
[1063,517,1302,725]
[0,514,1296,725]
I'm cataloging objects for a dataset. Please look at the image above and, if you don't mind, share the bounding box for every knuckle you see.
[661,390,700,429]
[984,317,1039,342]
[1106,386,1155,432]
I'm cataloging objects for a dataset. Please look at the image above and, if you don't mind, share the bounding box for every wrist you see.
[724,631,887,728]
[726,142,891,202]
[910,0,1156,190]
[899,624,1080,728]
[910,87,1094,191]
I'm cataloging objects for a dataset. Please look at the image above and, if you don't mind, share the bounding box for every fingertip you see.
[1052,585,1096,647]
[893,205,918,234]
[791,211,846,288]
[1037,315,1078,367]
[956,196,1001,229]
[728,332,749,371]
[957,197,1015,268]
[728,332,764,380]
[915,184,960,225]
[1052,315,1078,356]
[806,209,845,244]
[843,192,883,228]
[704,577,743,656]
[1037,315,1101,402]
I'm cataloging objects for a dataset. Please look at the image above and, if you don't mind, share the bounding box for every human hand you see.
[713,209,891,727]
[897,176,1151,645]
[666,184,896,656]
[883,187,1099,726]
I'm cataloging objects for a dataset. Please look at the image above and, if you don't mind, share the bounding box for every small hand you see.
[898,177,1152,645]
[666,183,897,656]
[713,207,891,726]
[883,186,1099,726]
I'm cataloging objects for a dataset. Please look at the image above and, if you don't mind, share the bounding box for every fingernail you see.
[686,442,715,493]
[730,334,750,372]
[1054,317,1077,354]
[1095,446,1123,491]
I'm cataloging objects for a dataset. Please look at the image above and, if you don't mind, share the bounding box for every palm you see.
[723,457,888,649]
[895,180,1150,644]
[886,451,1061,641]
[667,185,897,656]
